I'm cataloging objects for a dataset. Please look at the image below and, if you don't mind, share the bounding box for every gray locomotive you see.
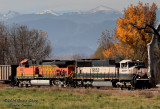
[74,59,150,89]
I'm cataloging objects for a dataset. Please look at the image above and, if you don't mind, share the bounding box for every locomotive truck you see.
[0,59,150,89]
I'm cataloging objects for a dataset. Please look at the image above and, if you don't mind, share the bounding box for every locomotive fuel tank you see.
[31,80,50,86]
[92,80,112,87]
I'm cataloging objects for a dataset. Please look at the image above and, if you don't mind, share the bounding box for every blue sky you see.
[0,0,159,14]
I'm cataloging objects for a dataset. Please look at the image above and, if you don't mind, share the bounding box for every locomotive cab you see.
[119,60,132,80]
[117,60,149,89]
[119,60,147,80]
[17,59,35,79]
[19,59,29,67]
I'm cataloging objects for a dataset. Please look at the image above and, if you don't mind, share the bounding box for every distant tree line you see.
[0,23,52,65]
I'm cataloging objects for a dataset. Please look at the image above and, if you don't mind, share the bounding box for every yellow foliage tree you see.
[101,2,157,63]
[92,46,105,60]
[116,2,156,61]
[117,3,156,46]
[102,35,134,59]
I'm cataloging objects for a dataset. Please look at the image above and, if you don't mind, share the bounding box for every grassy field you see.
[0,86,160,109]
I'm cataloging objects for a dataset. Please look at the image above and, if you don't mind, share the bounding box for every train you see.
[0,59,151,89]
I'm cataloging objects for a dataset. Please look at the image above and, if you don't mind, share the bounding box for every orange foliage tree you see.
[100,30,134,59]
[101,2,157,63]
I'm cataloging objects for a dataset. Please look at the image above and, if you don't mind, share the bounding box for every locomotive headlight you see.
[138,76,141,79]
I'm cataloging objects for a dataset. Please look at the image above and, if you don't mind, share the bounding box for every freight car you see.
[0,65,17,84]
[14,59,150,89]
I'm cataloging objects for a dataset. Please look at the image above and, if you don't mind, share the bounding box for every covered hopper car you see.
[0,65,17,84]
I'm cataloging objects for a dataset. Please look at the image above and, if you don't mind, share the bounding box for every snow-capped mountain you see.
[36,10,59,16]
[36,5,121,16]
[89,5,120,14]
[0,11,20,21]
[1,6,123,56]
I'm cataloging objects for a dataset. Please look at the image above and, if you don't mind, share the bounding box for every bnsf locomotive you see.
[0,59,150,89]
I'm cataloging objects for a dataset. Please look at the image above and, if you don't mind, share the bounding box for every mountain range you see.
[0,6,159,57]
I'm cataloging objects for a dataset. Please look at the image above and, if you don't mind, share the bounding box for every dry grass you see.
[24,86,160,99]
[10,85,160,95]
[139,91,154,98]
[1,83,160,109]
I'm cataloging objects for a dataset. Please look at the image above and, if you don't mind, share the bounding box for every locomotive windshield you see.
[128,62,145,68]
[121,63,127,68]
[20,61,29,67]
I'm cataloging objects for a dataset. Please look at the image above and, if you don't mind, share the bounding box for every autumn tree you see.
[98,30,114,59]
[92,46,105,60]
[98,29,133,60]
[99,2,157,64]
[115,2,157,63]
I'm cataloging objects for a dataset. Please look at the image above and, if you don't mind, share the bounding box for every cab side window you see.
[20,62,29,67]
[20,63,25,67]
[121,63,127,69]
[20,63,23,67]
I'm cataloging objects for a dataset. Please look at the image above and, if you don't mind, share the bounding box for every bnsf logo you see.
[92,68,99,72]
[20,68,23,71]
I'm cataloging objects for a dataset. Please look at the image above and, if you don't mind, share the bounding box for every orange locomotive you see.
[16,59,75,87]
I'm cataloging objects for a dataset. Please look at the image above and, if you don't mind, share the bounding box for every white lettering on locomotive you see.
[92,68,99,73]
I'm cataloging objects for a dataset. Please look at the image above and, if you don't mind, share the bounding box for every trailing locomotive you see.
[16,59,75,87]
[13,59,150,89]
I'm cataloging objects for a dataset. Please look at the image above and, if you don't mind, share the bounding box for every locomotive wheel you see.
[18,82,23,87]
[26,84,29,88]
[120,87,123,90]
[112,80,117,87]
[96,87,100,89]
[128,87,131,90]
[131,80,137,89]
